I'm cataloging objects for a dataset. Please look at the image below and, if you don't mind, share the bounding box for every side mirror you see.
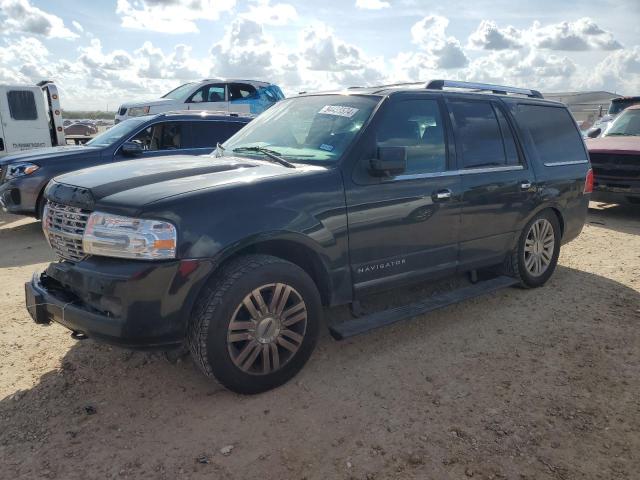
[121,141,143,156]
[369,146,407,176]
[587,128,602,139]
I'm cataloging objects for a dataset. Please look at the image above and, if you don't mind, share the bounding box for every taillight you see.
[584,168,593,194]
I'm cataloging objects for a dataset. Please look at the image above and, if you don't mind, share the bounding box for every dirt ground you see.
[0,204,638,480]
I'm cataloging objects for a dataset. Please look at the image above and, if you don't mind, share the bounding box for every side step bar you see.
[329,275,518,340]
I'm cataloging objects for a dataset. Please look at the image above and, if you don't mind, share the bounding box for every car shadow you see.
[0,218,55,268]
[588,201,640,235]
[1,264,638,478]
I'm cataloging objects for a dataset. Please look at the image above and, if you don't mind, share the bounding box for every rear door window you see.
[228,83,258,102]
[7,90,38,120]
[189,121,245,148]
[511,104,587,164]
[448,100,511,169]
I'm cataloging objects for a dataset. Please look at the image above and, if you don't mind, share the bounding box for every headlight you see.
[128,106,150,117]
[83,212,177,260]
[5,162,39,180]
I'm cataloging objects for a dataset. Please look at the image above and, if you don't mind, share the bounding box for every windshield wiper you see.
[232,146,296,169]
[606,133,636,136]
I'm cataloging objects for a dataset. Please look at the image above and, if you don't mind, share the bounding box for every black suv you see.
[26,80,592,394]
[0,111,251,218]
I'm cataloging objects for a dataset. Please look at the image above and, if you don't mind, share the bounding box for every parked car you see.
[586,104,640,205]
[115,79,285,123]
[64,122,98,137]
[0,111,252,218]
[27,80,591,394]
[591,96,640,133]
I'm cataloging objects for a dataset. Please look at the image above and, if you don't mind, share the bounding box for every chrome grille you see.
[43,201,90,262]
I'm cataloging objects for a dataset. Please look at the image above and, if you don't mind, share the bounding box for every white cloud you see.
[116,0,236,34]
[584,46,640,93]
[242,0,297,25]
[71,20,83,33]
[0,0,78,39]
[468,20,522,50]
[410,15,468,69]
[532,18,622,51]
[355,0,390,9]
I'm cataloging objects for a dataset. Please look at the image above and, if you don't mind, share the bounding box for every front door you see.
[446,98,537,269]
[115,121,198,159]
[345,97,462,295]
[186,83,228,113]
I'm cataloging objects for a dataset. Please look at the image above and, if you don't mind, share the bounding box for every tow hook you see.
[71,331,88,340]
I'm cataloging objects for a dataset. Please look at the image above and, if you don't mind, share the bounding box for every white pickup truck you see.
[0,81,65,158]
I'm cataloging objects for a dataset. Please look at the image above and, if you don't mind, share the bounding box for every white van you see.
[0,81,65,158]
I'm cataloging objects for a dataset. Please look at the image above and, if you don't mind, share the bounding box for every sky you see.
[0,0,639,110]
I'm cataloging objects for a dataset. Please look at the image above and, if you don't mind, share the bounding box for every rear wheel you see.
[504,210,561,288]
[188,254,321,394]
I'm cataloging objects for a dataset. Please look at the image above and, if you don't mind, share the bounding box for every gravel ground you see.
[0,204,639,479]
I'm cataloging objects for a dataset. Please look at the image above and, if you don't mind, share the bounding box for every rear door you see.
[228,83,258,114]
[447,97,537,269]
[186,83,228,113]
[0,87,51,154]
[346,96,462,295]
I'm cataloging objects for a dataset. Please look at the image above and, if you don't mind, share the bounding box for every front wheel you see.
[188,254,321,394]
[504,210,561,288]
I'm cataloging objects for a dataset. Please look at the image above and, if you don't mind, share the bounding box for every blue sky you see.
[1,0,638,109]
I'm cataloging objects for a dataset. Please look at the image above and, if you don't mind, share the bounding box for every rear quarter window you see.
[512,104,587,165]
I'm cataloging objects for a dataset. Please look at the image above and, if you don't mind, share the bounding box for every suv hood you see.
[121,98,177,109]
[47,155,320,213]
[586,136,640,155]
[0,145,100,166]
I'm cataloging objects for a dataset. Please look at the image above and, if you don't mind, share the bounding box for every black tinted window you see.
[449,100,506,169]
[376,99,447,174]
[7,90,38,120]
[189,84,225,103]
[512,104,587,164]
[190,121,245,148]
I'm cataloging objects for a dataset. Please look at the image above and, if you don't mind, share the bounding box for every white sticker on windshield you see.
[318,105,359,118]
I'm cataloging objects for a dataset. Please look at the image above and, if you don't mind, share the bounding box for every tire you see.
[503,210,561,288]
[187,254,321,394]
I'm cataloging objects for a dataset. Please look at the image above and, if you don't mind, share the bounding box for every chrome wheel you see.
[524,218,555,277]
[227,283,307,375]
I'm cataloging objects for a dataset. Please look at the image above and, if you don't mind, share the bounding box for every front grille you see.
[119,106,127,116]
[43,201,90,262]
[590,153,640,180]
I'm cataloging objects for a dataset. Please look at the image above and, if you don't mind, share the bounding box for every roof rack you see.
[425,80,543,98]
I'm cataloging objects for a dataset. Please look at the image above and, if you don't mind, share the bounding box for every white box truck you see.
[0,81,65,158]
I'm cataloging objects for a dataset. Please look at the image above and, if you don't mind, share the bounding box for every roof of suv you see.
[299,80,561,105]
[148,110,254,122]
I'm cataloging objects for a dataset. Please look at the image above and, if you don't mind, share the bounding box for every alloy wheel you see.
[524,218,555,277]
[227,283,307,375]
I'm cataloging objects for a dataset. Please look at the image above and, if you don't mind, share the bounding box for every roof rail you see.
[426,80,543,98]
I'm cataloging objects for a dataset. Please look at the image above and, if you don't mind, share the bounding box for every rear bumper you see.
[25,257,214,348]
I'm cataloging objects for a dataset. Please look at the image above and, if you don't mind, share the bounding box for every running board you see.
[329,275,518,340]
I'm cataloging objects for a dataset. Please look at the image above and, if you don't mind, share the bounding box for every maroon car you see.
[586,105,640,205]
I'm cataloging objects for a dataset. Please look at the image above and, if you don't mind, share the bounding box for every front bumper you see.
[25,257,214,348]
[0,176,42,216]
[592,185,640,205]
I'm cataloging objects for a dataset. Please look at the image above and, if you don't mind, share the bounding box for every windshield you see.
[162,82,197,100]
[85,117,150,147]
[221,94,379,163]
[608,98,640,115]
[604,108,640,137]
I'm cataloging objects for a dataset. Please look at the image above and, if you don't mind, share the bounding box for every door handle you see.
[520,181,532,190]
[433,189,452,201]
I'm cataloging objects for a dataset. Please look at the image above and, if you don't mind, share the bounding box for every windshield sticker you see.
[319,144,334,152]
[319,105,359,118]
